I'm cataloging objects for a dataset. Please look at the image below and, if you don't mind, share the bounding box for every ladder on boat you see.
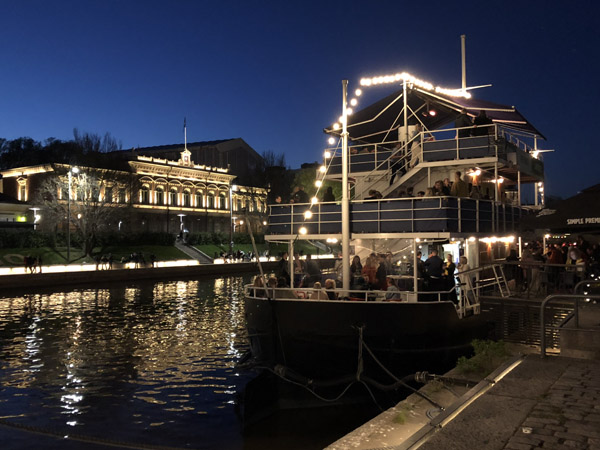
[457,263,511,318]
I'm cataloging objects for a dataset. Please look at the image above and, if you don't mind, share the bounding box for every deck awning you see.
[324,86,545,143]
[521,184,600,233]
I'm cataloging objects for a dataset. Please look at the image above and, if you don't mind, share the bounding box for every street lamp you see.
[177,214,186,232]
[67,167,79,263]
[29,207,40,230]
[229,184,237,255]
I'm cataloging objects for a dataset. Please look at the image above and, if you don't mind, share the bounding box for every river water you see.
[0,276,377,450]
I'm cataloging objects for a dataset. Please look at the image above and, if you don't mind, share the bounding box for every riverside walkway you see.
[329,353,600,450]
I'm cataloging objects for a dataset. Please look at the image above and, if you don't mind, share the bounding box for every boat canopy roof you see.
[324,86,545,143]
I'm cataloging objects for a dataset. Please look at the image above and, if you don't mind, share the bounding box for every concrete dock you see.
[329,301,600,450]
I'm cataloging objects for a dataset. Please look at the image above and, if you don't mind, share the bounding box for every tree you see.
[33,165,134,257]
[73,128,122,153]
[293,164,342,202]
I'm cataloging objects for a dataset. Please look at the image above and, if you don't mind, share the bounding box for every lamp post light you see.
[67,167,79,263]
[229,184,237,255]
[177,214,186,232]
[29,207,40,230]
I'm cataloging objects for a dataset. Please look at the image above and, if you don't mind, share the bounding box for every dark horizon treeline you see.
[0,129,125,171]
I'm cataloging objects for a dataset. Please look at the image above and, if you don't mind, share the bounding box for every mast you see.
[341,80,351,292]
[461,34,467,91]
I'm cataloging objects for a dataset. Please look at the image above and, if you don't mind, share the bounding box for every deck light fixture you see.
[324,151,332,159]
[354,89,362,96]
[319,165,326,173]
[327,137,335,145]
[304,210,313,219]
[299,227,307,235]
[311,197,318,205]
[315,180,322,188]
[350,98,358,106]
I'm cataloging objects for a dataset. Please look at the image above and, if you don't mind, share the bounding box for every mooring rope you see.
[0,417,188,450]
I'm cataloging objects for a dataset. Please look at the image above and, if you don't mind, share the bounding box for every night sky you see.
[1,1,598,198]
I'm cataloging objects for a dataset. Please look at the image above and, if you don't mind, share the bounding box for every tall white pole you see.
[67,171,71,263]
[461,34,467,91]
[342,80,351,292]
[403,80,408,144]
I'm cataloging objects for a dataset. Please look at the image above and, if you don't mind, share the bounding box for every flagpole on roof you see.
[184,117,187,150]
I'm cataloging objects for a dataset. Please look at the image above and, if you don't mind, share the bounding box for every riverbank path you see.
[418,354,600,450]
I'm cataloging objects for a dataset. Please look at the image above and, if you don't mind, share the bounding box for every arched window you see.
[105,186,113,203]
[169,188,178,206]
[237,199,242,211]
[195,191,203,208]
[207,193,215,209]
[156,188,164,206]
[140,185,150,204]
[118,188,126,203]
[183,190,191,207]
[219,193,227,209]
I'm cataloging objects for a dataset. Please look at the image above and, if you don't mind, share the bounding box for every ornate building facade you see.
[0,147,268,235]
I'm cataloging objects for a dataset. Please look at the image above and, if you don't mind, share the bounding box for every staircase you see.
[174,240,213,264]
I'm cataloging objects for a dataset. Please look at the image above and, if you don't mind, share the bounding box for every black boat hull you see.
[244,297,492,381]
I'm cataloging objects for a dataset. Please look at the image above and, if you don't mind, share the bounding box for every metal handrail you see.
[539,293,600,357]
[267,197,525,236]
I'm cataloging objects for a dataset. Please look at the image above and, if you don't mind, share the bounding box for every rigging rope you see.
[0,418,188,450]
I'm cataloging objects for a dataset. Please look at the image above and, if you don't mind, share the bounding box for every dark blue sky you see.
[1,1,598,198]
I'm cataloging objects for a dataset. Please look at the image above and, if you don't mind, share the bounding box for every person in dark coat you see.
[455,109,472,138]
[473,110,493,136]
[322,186,335,202]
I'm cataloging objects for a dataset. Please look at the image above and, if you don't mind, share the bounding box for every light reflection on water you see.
[0,276,252,449]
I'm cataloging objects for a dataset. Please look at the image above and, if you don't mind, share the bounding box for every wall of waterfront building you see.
[0,145,268,234]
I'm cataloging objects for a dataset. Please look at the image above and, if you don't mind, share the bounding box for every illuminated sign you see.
[567,217,600,225]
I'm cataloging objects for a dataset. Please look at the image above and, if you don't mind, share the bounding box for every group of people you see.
[505,237,600,293]
[24,255,42,273]
[455,109,494,137]
[274,185,336,205]
[252,274,338,300]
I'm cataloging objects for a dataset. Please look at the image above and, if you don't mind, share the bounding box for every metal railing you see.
[323,123,542,200]
[539,293,600,357]
[268,196,527,236]
[539,279,600,357]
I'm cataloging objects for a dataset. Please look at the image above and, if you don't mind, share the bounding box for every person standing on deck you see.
[455,109,472,138]
[444,253,458,304]
[277,252,291,286]
[450,171,469,197]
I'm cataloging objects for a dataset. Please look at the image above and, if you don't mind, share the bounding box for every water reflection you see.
[0,276,252,449]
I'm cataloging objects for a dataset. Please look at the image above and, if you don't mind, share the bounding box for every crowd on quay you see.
[504,236,600,294]
[252,248,467,303]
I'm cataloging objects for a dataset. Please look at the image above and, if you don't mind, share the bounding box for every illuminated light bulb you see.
[429,109,437,116]
[532,151,539,158]
[338,115,344,123]
[299,227,307,235]
[544,234,550,239]
[415,238,421,243]
[346,108,353,115]
[315,180,323,187]
[333,123,340,130]
[319,165,326,173]
[328,137,335,145]
[355,89,362,96]
[469,236,476,242]
[323,151,332,159]
[304,210,313,219]
[475,169,481,176]
[350,98,358,106]
[311,197,318,205]
[262,221,267,226]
